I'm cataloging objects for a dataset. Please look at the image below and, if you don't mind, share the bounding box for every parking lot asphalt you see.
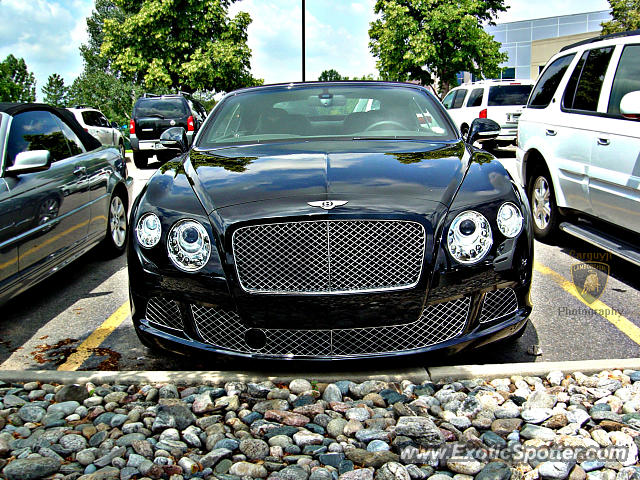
[1,149,638,373]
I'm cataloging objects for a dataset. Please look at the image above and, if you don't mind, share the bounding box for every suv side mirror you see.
[160,127,188,153]
[6,150,52,175]
[110,121,118,128]
[620,91,640,120]
[467,118,501,144]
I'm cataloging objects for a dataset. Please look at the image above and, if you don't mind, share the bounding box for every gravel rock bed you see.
[0,370,639,480]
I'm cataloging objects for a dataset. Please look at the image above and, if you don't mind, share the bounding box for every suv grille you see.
[232,220,425,294]
[191,297,469,357]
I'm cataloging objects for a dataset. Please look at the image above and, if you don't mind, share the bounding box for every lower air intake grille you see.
[479,288,518,323]
[146,297,184,331]
[191,297,470,357]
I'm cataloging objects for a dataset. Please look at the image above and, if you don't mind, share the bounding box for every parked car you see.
[68,106,125,158]
[128,82,533,360]
[129,93,208,169]
[516,30,640,265]
[443,79,534,147]
[0,103,132,305]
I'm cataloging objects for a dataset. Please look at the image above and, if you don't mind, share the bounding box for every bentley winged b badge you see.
[307,200,349,210]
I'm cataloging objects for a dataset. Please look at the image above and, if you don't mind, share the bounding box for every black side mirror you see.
[467,118,501,144]
[160,127,188,153]
[6,150,52,175]
[110,121,118,128]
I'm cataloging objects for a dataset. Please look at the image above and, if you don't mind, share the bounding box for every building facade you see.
[485,10,612,81]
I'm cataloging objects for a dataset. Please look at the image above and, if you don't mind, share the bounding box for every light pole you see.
[302,0,306,82]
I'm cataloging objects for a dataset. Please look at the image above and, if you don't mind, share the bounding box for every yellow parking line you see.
[534,261,640,345]
[57,301,131,371]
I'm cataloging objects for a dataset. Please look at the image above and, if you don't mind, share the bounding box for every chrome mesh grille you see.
[479,288,518,323]
[191,297,469,357]
[146,297,183,331]
[232,220,425,294]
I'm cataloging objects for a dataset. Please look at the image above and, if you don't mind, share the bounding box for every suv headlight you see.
[136,213,162,248]
[447,211,493,264]
[167,219,211,272]
[497,202,523,238]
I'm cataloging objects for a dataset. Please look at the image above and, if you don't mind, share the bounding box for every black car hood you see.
[186,140,469,213]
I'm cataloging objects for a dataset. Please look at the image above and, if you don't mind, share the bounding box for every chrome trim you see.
[232,219,426,295]
[191,296,470,357]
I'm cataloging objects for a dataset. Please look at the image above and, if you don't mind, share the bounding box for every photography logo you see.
[570,261,609,303]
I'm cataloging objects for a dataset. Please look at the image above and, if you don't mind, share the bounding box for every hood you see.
[186,140,468,213]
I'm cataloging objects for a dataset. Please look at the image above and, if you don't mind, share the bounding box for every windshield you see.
[487,85,533,106]
[134,98,187,118]
[197,85,455,147]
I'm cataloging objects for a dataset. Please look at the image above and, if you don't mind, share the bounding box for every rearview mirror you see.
[468,118,501,144]
[110,121,118,128]
[6,150,52,175]
[160,127,188,153]
[620,91,640,120]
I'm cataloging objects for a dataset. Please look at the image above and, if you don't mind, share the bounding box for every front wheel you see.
[528,169,559,241]
[118,142,126,159]
[101,191,128,257]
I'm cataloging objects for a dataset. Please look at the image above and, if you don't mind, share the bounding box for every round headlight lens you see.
[447,211,493,264]
[497,202,523,238]
[136,213,162,248]
[167,219,211,272]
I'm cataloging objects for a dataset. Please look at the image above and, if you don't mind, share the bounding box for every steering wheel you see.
[364,120,406,132]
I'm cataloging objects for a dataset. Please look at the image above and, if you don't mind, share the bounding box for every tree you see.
[369,0,507,96]
[0,54,37,102]
[101,0,262,93]
[601,0,640,34]
[318,69,346,81]
[42,74,69,107]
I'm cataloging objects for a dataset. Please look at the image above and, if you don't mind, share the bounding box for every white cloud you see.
[0,0,93,100]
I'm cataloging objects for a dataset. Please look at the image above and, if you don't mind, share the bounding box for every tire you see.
[528,166,560,241]
[133,151,148,169]
[460,124,469,140]
[101,190,128,257]
[118,141,126,159]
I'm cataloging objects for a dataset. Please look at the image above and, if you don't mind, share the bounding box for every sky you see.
[0,0,610,100]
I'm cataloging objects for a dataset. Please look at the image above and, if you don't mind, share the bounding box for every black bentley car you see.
[0,103,132,305]
[128,82,533,360]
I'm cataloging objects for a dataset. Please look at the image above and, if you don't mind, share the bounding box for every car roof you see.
[223,80,433,96]
[453,79,534,89]
[560,29,640,52]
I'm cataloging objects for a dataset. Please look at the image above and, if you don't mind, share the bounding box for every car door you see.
[96,111,117,146]
[552,46,615,214]
[442,89,468,131]
[588,43,640,233]
[3,109,91,278]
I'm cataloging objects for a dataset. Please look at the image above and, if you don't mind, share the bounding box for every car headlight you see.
[136,213,162,248]
[497,202,523,238]
[167,219,211,272]
[447,211,493,264]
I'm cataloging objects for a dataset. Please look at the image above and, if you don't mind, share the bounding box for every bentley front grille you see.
[191,296,469,357]
[232,220,426,294]
[146,297,184,331]
[479,288,519,323]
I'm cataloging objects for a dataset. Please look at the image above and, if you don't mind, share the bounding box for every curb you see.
[0,358,638,386]
[0,367,431,386]
[427,357,640,381]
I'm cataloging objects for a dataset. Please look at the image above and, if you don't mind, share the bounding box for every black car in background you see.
[129,93,207,169]
[128,82,533,360]
[0,103,132,305]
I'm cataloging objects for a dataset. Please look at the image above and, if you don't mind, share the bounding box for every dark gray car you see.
[0,103,133,305]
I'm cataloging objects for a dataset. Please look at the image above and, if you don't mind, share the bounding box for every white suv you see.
[442,79,533,146]
[68,106,125,157]
[516,31,640,265]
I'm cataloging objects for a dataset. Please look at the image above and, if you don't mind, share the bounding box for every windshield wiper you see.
[145,114,165,119]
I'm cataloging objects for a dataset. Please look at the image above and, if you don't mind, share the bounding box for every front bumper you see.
[130,132,195,151]
[131,286,531,360]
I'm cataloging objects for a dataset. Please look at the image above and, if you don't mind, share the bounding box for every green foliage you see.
[369,0,507,96]
[601,0,640,34]
[67,70,143,126]
[0,54,37,102]
[101,0,262,93]
[81,0,126,75]
[318,69,346,81]
[42,74,69,107]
